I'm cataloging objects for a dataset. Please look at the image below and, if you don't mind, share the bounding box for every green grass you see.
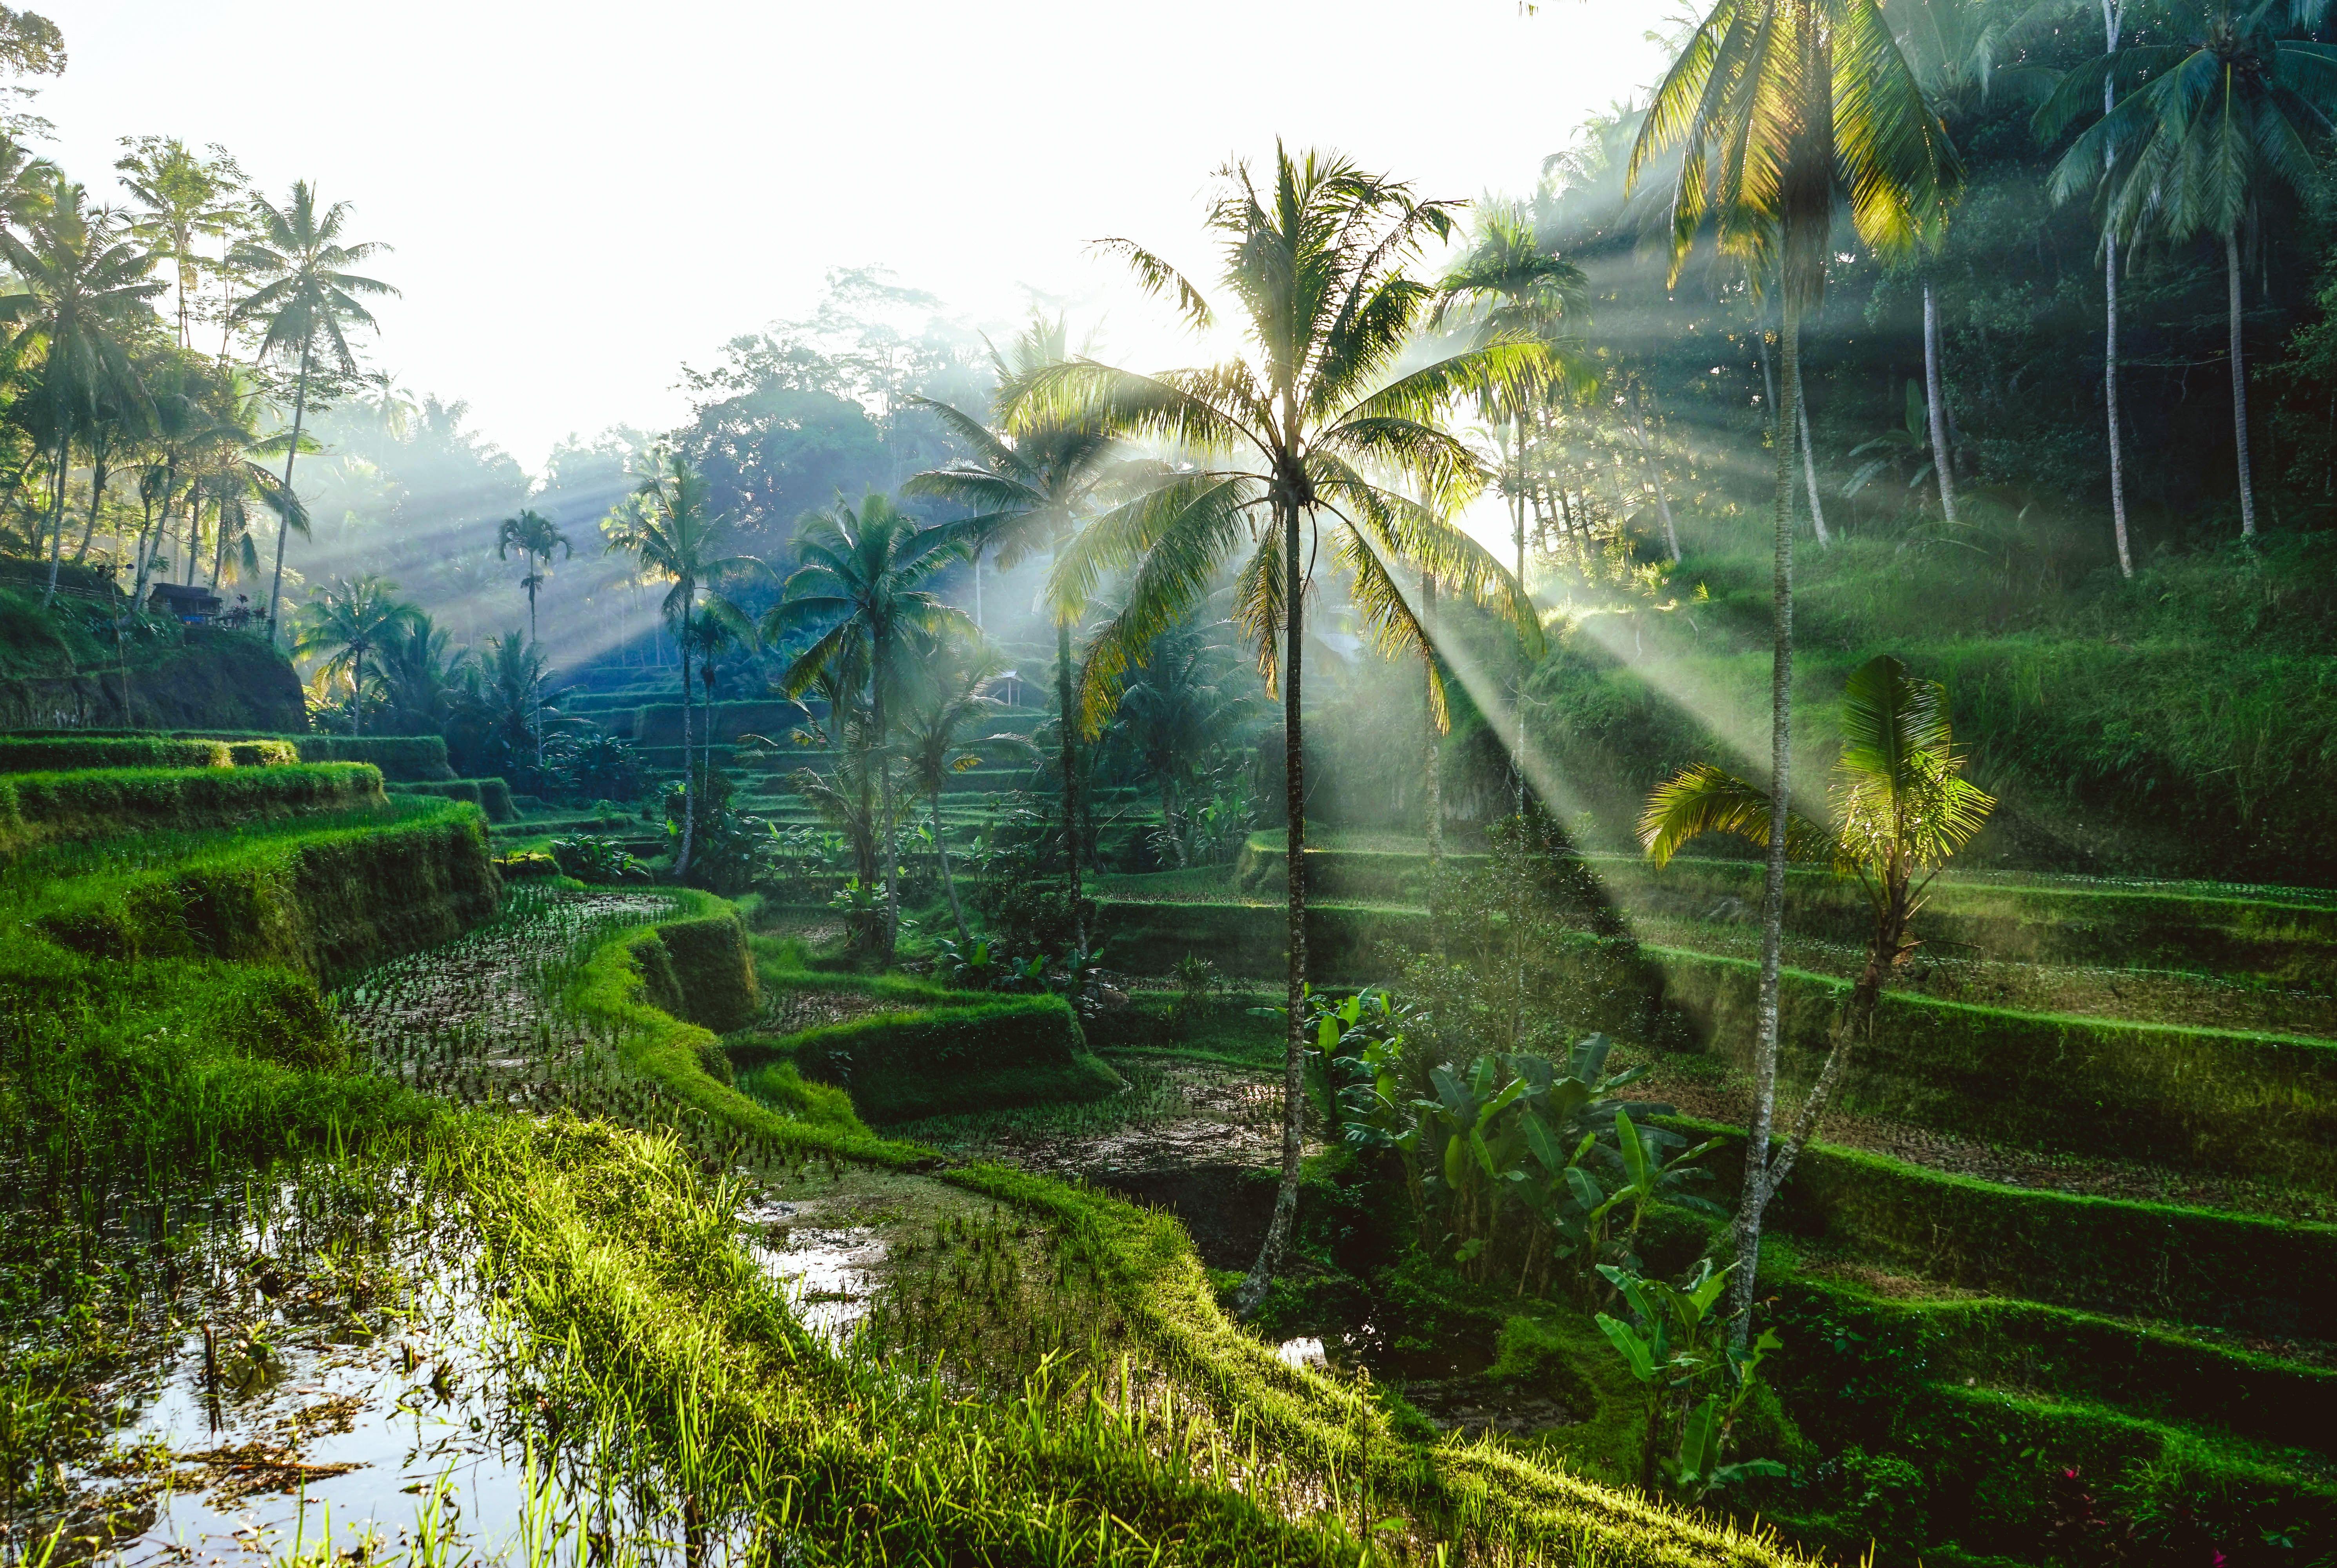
[0,762,385,853]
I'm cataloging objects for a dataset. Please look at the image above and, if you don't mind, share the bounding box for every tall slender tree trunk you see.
[934,791,969,944]
[1423,568,1441,880]
[1728,292,1802,1342]
[2103,1,2133,576]
[40,430,72,607]
[1626,394,1681,562]
[529,577,544,768]
[875,650,900,963]
[1056,583,1084,949]
[1922,278,1959,524]
[264,345,314,644]
[673,588,696,881]
[1236,495,1308,1319]
[73,443,109,564]
[1797,396,1831,547]
[2228,230,2257,541]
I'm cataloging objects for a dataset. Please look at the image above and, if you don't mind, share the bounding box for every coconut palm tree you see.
[903,316,1121,941]
[1435,203,1595,568]
[764,493,976,964]
[292,574,421,737]
[601,452,763,882]
[1107,615,1259,869]
[230,181,394,642]
[900,635,1007,944]
[114,137,245,352]
[1018,145,1546,1316]
[0,175,164,605]
[374,612,471,737]
[1641,654,1992,1191]
[1630,0,1960,1333]
[2037,0,2337,543]
[497,507,572,766]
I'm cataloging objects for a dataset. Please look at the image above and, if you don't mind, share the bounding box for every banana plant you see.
[1596,1257,1786,1500]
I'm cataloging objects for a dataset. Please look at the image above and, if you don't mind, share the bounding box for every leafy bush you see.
[549,834,649,884]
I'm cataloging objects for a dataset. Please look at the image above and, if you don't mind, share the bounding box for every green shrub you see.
[0,737,231,772]
[733,995,1123,1123]
[291,735,456,782]
[225,740,300,767]
[0,762,385,853]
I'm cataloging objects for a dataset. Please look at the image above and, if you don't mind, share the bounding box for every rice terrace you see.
[5,0,2337,1563]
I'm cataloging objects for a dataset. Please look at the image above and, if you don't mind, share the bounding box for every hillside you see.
[0,585,307,733]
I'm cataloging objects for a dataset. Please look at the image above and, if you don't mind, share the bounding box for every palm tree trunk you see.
[2228,230,2257,541]
[264,344,314,645]
[1057,611,1083,948]
[529,575,544,769]
[40,428,71,607]
[2102,2,2133,577]
[1236,495,1308,1319]
[875,652,900,964]
[1160,774,1185,869]
[1922,278,1959,524]
[73,442,109,564]
[1797,396,1830,547]
[1626,396,1681,562]
[1763,875,1907,1198]
[673,592,696,881]
[1728,291,1802,1343]
[1423,568,1441,880]
[935,791,969,944]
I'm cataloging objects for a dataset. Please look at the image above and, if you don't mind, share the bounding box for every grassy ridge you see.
[387,776,518,821]
[1098,897,2337,1183]
[24,799,500,985]
[0,762,385,854]
[0,735,241,772]
[733,995,1124,1123]
[1680,1120,2337,1339]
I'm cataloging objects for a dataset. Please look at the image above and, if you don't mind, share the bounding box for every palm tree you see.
[602,453,762,881]
[764,493,975,964]
[374,612,471,737]
[497,507,572,766]
[0,175,164,605]
[1641,654,1992,1192]
[1436,202,1595,568]
[464,632,561,776]
[1108,615,1259,868]
[114,137,245,352]
[1630,0,1959,1333]
[230,181,394,642]
[292,574,421,737]
[900,636,1007,944]
[2038,0,2337,543]
[1021,145,1546,1316]
[904,316,1121,943]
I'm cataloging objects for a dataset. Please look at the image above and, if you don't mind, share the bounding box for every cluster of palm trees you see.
[0,132,391,636]
[290,572,554,755]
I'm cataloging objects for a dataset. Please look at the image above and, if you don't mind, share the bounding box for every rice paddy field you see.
[7,742,2335,1568]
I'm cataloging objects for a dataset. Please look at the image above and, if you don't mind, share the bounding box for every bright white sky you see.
[33,0,1671,475]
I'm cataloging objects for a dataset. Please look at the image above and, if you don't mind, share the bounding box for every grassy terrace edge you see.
[555,892,1819,1568]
